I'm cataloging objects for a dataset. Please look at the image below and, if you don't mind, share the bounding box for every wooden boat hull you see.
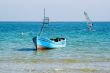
[32,36,66,50]
[36,45,53,50]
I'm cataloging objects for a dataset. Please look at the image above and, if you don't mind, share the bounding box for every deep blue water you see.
[0,22,110,61]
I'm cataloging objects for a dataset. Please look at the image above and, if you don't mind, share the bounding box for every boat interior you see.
[50,38,65,42]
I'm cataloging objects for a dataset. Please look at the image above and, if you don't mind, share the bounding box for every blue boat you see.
[32,8,66,50]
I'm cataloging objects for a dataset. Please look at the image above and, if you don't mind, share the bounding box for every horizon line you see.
[0,20,110,22]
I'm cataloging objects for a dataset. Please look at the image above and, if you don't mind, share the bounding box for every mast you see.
[38,8,49,36]
[44,8,45,20]
[84,11,93,30]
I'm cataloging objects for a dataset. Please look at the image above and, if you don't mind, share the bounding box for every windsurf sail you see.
[84,11,93,30]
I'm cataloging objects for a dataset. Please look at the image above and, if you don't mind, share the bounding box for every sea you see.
[0,22,110,73]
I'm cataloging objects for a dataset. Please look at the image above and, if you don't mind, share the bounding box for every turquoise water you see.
[0,22,110,62]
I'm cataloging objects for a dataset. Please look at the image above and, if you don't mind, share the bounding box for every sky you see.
[0,0,110,21]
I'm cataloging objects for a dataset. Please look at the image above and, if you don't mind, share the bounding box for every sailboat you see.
[32,8,66,50]
[84,11,93,30]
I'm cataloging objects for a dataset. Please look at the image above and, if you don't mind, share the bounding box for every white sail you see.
[84,11,93,30]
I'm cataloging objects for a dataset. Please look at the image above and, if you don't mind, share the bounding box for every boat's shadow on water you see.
[16,48,36,51]
[16,48,55,52]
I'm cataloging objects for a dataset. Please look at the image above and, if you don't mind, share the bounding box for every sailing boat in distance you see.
[84,11,93,31]
[32,8,66,50]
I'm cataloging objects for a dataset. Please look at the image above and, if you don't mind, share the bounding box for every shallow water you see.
[0,22,110,73]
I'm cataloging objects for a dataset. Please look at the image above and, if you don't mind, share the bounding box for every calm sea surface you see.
[0,22,110,72]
